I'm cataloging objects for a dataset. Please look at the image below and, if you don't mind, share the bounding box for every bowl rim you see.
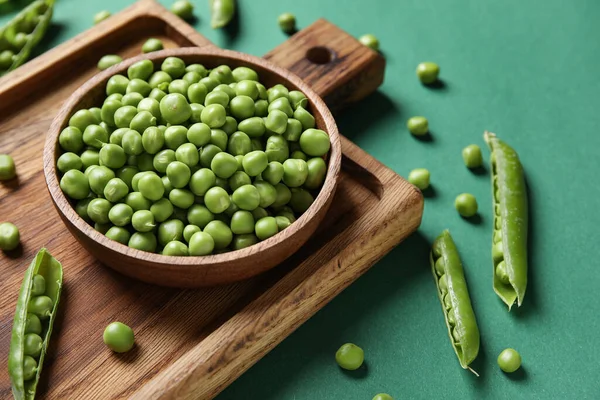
[43,47,342,269]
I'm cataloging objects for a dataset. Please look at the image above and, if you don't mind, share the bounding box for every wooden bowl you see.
[43,48,341,288]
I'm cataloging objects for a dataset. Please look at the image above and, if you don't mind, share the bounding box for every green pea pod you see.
[0,0,55,76]
[431,230,480,375]
[8,248,63,400]
[484,131,528,310]
[209,0,235,29]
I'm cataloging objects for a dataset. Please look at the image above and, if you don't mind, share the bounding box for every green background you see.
[3,0,600,398]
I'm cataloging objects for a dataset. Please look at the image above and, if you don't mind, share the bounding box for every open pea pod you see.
[0,0,54,76]
[484,131,528,310]
[8,248,63,400]
[431,230,480,375]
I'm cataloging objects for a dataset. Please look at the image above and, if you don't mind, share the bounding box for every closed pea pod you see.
[430,230,480,375]
[484,131,528,309]
[9,249,63,400]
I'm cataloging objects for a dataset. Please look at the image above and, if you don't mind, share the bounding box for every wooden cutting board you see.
[0,1,423,398]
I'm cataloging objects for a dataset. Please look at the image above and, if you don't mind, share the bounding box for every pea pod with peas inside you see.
[0,0,55,76]
[431,230,480,375]
[484,131,528,309]
[8,248,63,400]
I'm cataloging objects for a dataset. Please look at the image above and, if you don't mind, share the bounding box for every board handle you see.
[264,19,386,112]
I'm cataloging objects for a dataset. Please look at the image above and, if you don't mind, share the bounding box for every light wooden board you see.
[0,1,423,398]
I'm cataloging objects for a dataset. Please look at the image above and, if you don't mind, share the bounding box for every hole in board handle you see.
[305,47,334,64]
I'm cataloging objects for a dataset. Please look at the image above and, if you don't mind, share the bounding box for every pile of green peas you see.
[57,57,331,256]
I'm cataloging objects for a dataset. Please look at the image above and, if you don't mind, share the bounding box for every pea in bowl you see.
[43,48,341,287]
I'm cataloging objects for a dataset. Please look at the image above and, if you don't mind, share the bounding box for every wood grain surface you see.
[0,0,423,399]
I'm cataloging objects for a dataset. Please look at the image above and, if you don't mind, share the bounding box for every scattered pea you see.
[278,13,296,33]
[407,116,429,136]
[462,144,483,169]
[497,348,522,373]
[359,34,379,51]
[171,0,194,20]
[335,343,364,370]
[97,55,123,71]
[142,38,164,53]
[408,168,430,190]
[0,222,20,251]
[94,10,111,25]
[103,322,135,353]
[0,154,17,180]
[416,62,440,84]
[455,193,478,217]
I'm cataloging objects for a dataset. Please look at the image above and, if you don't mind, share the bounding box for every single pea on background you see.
[1,0,600,399]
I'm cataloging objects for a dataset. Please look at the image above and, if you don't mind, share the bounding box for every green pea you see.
[160,93,192,125]
[335,343,365,371]
[188,231,215,255]
[127,59,154,81]
[103,321,135,353]
[227,95,254,120]
[282,158,308,187]
[199,76,219,92]
[105,93,123,102]
[109,203,134,226]
[230,184,260,211]
[147,198,172,223]
[98,144,126,169]
[106,75,129,96]
[254,99,269,117]
[234,80,259,100]
[167,79,189,97]
[276,206,296,223]
[142,38,164,53]
[224,131,250,156]
[275,216,291,230]
[87,198,112,224]
[492,241,504,263]
[139,126,163,155]
[407,116,429,136]
[106,226,131,245]
[186,63,208,77]
[185,123,210,147]
[160,56,185,78]
[271,183,292,208]
[283,119,303,142]
[0,50,15,70]
[169,188,195,209]
[252,207,269,220]
[160,240,187,256]
[87,166,114,195]
[434,257,445,276]
[210,129,228,151]
[443,293,453,310]
[184,205,212,229]
[189,168,216,196]
[265,135,289,163]
[183,225,201,243]
[408,168,430,190]
[153,149,176,173]
[149,71,172,88]
[23,356,37,381]
[94,10,112,24]
[60,169,90,200]
[232,234,259,250]
[304,157,327,189]
[126,78,152,97]
[254,181,277,208]
[242,151,268,177]
[103,177,129,202]
[289,188,314,213]
[232,66,258,82]
[205,90,230,108]
[204,186,230,214]
[495,260,510,285]
[455,193,478,217]
[211,152,238,179]
[30,274,46,296]
[82,124,109,148]
[372,394,393,400]
[416,62,440,84]
[278,12,296,33]
[228,171,251,192]
[183,71,202,85]
[24,313,42,335]
[299,129,330,157]
[130,111,157,133]
[59,126,84,153]
[267,84,289,103]
[268,97,294,118]
[255,217,278,240]
[75,198,93,221]
[462,144,483,169]
[265,110,288,134]
[131,210,155,232]
[70,109,100,132]
[210,65,234,84]
[129,232,157,252]
[439,275,448,294]
[261,161,284,185]
[190,103,205,124]
[288,91,308,110]
[497,348,521,373]
[358,33,380,51]
[99,100,121,128]
[157,219,185,246]
[167,161,191,188]
[234,155,244,171]
[57,152,82,173]
[203,220,233,249]
[121,129,143,156]
[137,153,154,172]
[229,210,254,234]
[238,117,266,138]
[201,104,227,128]
[109,128,128,146]
[95,223,112,234]
[98,55,123,71]
[125,192,152,211]
[114,106,138,129]
[137,173,163,201]
[293,106,315,130]
[27,295,53,319]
